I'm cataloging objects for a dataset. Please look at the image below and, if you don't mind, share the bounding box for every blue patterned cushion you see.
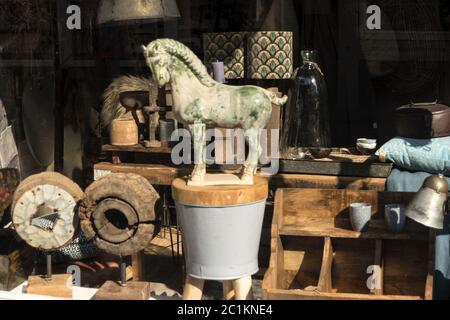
[376,137,450,175]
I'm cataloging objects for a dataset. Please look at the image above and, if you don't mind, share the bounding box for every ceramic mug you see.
[384,204,406,233]
[349,203,372,232]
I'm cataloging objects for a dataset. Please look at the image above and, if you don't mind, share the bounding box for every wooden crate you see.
[262,189,435,300]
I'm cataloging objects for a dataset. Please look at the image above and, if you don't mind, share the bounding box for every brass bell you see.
[97,0,181,25]
[405,174,449,229]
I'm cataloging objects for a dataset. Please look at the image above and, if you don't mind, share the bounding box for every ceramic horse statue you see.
[142,39,288,183]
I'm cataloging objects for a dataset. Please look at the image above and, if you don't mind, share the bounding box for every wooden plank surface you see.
[94,162,387,190]
[280,158,392,178]
[280,149,392,176]
[27,274,73,298]
[94,281,150,300]
[371,240,384,296]
[262,288,421,300]
[172,176,268,206]
[102,144,172,154]
[317,237,333,293]
[279,218,428,241]
[425,230,436,300]
[131,251,145,281]
[280,189,415,219]
[275,189,427,240]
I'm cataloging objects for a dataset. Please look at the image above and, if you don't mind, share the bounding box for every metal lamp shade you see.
[97,0,181,25]
[405,174,449,230]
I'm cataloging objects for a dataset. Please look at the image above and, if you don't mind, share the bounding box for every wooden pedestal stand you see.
[27,254,73,299]
[95,257,150,300]
[172,176,268,301]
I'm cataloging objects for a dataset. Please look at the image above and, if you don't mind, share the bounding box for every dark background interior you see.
[0,0,449,185]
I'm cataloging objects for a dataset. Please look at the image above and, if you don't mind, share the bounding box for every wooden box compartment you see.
[262,189,434,300]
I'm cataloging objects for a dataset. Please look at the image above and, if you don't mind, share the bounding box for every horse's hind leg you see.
[189,122,206,181]
[241,128,261,183]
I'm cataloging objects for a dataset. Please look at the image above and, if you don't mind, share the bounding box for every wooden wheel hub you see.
[93,198,138,244]
[79,173,159,256]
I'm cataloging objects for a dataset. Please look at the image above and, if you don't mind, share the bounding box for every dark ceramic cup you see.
[384,204,406,233]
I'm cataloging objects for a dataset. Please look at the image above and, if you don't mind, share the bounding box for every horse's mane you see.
[146,39,216,88]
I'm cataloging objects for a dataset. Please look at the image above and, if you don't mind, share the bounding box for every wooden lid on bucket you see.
[172,176,268,206]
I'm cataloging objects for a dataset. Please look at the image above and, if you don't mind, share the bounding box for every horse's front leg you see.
[189,121,206,181]
[241,128,261,183]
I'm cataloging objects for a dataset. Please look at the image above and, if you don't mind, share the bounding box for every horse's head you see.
[142,43,171,87]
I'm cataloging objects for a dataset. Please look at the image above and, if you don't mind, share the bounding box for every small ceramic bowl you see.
[308,148,332,159]
[356,138,377,155]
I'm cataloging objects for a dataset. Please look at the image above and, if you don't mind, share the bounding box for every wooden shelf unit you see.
[262,188,435,300]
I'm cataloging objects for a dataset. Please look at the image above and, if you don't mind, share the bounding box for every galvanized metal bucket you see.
[175,199,266,280]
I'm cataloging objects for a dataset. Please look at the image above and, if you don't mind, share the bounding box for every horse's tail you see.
[264,89,288,106]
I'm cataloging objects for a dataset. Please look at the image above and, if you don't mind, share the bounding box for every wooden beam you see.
[132,251,145,281]
[94,162,387,190]
[272,189,285,289]
[263,288,422,300]
[233,276,254,300]
[371,240,384,296]
[317,237,334,293]
[222,281,234,300]
[425,230,436,300]
[183,276,204,300]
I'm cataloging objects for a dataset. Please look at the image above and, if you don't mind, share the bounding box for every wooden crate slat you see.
[102,144,173,154]
[279,218,428,241]
[263,288,422,300]
[279,151,393,178]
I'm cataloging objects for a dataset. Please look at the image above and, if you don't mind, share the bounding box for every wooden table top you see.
[171,176,268,206]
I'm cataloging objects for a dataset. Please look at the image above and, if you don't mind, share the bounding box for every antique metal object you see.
[97,0,180,25]
[79,173,159,256]
[119,89,171,148]
[405,174,449,229]
[159,118,176,147]
[395,102,450,139]
[142,39,288,183]
[11,172,84,250]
